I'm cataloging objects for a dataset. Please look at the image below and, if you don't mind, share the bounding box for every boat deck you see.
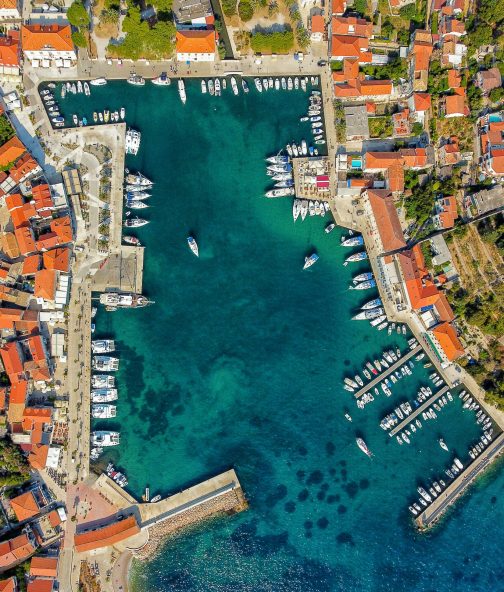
[415,432,504,530]
[388,385,450,437]
[353,345,422,399]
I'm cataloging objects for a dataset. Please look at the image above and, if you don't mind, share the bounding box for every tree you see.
[72,30,87,47]
[152,0,173,13]
[222,0,237,16]
[100,8,119,24]
[67,1,90,28]
[399,3,416,20]
[250,31,294,54]
[412,122,424,135]
[0,115,15,145]
[238,0,254,21]
[489,86,504,103]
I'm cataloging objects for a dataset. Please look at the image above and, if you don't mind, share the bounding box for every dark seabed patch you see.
[336,532,355,546]
[298,489,309,502]
[307,471,324,485]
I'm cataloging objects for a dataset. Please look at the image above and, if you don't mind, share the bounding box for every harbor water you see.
[61,81,504,591]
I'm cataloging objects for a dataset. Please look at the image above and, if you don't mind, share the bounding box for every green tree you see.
[67,1,90,28]
[72,30,87,47]
[100,8,119,24]
[399,3,416,19]
[412,122,424,135]
[489,86,504,103]
[250,31,294,54]
[0,437,30,488]
[238,0,254,21]
[0,114,15,145]
[222,0,237,16]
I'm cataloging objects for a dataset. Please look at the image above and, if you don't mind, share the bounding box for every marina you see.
[353,345,422,398]
[388,385,450,437]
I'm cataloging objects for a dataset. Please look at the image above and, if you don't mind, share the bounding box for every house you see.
[0,532,36,570]
[442,40,466,68]
[43,248,70,273]
[408,92,431,124]
[27,580,55,592]
[172,0,213,26]
[476,68,502,95]
[22,255,41,277]
[20,25,76,68]
[0,0,20,20]
[310,15,325,43]
[28,444,49,469]
[333,77,393,98]
[330,34,371,62]
[34,269,57,304]
[392,109,410,136]
[74,515,141,552]
[0,577,17,592]
[0,137,25,169]
[14,227,36,256]
[331,0,347,15]
[29,556,58,579]
[365,189,406,253]
[175,30,215,62]
[0,32,20,76]
[469,185,504,215]
[399,147,434,169]
[444,90,469,117]
[331,16,373,38]
[433,195,458,229]
[1,232,20,259]
[9,491,40,522]
[428,322,464,363]
[480,120,504,177]
[362,152,404,192]
[408,30,433,91]
[0,341,25,384]
[0,309,38,335]
[439,17,466,39]
[439,136,461,166]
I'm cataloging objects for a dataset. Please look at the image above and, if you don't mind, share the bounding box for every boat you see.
[99,112,104,123]
[187,236,199,257]
[128,74,145,86]
[454,458,463,470]
[92,404,117,419]
[325,223,335,234]
[178,79,187,104]
[287,77,293,90]
[90,447,103,460]
[254,78,263,92]
[351,280,376,290]
[362,298,382,310]
[301,140,308,155]
[91,375,115,388]
[275,78,280,90]
[124,217,149,228]
[77,80,83,93]
[91,388,118,402]
[344,251,368,265]
[52,116,64,124]
[267,162,292,173]
[126,200,149,210]
[93,112,98,123]
[72,114,78,126]
[125,129,141,155]
[201,80,207,94]
[61,85,66,99]
[91,339,115,354]
[92,356,120,371]
[123,236,141,246]
[266,154,290,165]
[300,200,308,220]
[353,272,373,283]
[99,292,153,308]
[356,438,372,457]
[352,308,384,321]
[84,82,90,96]
[265,188,295,198]
[91,431,120,446]
[293,199,301,221]
[90,78,107,86]
[126,173,153,189]
[152,72,170,86]
[214,78,221,96]
[418,487,431,502]
[242,79,249,93]
[208,79,215,95]
[126,192,150,201]
[120,107,126,120]
[222,78,227,90]
[231,76,239,95]
[294,77,299,89]
[303,254,319,270]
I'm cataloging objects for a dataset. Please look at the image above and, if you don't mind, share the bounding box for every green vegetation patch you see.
[0,115,15,146]
[368,116,393,138]
[361,57,408,83]
[250,30,294,54]
[0,437,30,488]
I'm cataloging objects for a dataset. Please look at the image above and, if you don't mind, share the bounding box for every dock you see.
[91,247,144,294]
[354,345,422,399]
[388,385,449,437]
[415,432,504,530]
[292,156,331,201]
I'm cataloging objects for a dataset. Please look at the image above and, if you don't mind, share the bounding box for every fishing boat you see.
[124,217,149,228]
[231,76,239,95]
[90,78,107,86]
[187,236,199,257]
[356,438,372,457]
[91,431,120,446]
[123,236,141,246]
[201,80,207,94]
[242,79,249,93]
[362,298,382,310]
[325,223,335,233]
[303,253,319,270]
[152,72,170,85]
[128,74,145,86]
[341,236,364,247]
[125,129,141,155]
[178,79,186,104]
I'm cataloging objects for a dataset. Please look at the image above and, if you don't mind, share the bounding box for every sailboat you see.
[187,236,199,257]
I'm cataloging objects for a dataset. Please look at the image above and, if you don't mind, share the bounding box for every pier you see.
[354,345,422,399]
[292,156,331,202]
[388,385,449,437]
[415,432,504,530]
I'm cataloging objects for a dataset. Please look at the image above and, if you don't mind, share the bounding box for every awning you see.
[32,59,39,68]
[63,60,71,68]
[55,59,63,67]
[41,59,50,68]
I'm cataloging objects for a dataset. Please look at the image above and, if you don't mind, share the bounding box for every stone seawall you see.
[133,488,247,561]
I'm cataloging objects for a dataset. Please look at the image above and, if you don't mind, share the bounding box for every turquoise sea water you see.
[56,82,504,592]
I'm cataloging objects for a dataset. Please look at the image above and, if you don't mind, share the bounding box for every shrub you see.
[72,30,87,47]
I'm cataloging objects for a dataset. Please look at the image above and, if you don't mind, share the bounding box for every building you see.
[26,580,55,592]
[363,152,404,192]
[365,189,406,253]
[310,15,325,42]
[469,185,504,215]
[330,34,371,62]
[20,25,76,68]
[392,109,410,136]
[331,0,347,15]
[476,68,502,95]
[0,0,20,20]
[408,30,433,91]
[0,341,25,383]
[0,532,36,571]
[480,120,504,177]
[175,30,215,62]
[443,90,468,118]
[408,92,431,124]
[29,556,58,578]
[74,515,140,552]
[9,491,41,522]
[0,577,17,592]
[433,195,458,229]
[439,136,461,166]
[0,32,20,76]
[331,16,373,38]
[172,0,213,25]
[428,322,464,363]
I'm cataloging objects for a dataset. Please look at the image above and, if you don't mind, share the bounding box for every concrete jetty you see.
[388,385,449,437]
[415,432,504,530]
[354,345,422,399]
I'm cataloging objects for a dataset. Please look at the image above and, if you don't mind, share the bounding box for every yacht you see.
[214,78,221,96]
[91,431,120,446]
[91,375,115,389]
[254,78,263,92]
[201,79,207,94]
[91,339,115,354]
[92,404,117,418]
[351,280,376,290]
[128,74,145,86]
[353,272,373,283]
[90,78,107,86]
[123,236,141,246]
[187,236,199,257]
[303,254,319,270]
[344,251,368,265]
[152,72,170,85]
[99,292,152,308]
[126,200,148,210]
[178,79,186,104]
[125,129,141,155]
[265,188,295,198]
[242,79,249,93]
[124,217,149,228]
[120,107,126,119]
[362,298,382,310]
[356,438,372,457]
[91,388,118,403]
[325,223,335,233]
[231,76,239,95]
[92,357,120,371]
[84,82,91,96]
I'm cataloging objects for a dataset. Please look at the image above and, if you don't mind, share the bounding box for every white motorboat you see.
[125,129,141,155]
[92,404,117,418]
[91,431,120,446]
[128,74,145,86]
[230,76,239,95]
[91,339,115,354]
[152,72,170,86]
[201,80,207,94]
[178,79,186,104]
[187,236,199,257]
[90,78,107,86]
[303,253,319,270]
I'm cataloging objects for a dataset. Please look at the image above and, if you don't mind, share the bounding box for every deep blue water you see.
[57,81,504,591]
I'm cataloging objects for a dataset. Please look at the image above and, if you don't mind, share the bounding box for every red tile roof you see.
[9,380,28,404]
[436,195,458,228]
[0,577,16,592]
[21,25,73,52]
[0,137,26,168]
[367,189,406,252]
[27,580,54,592]
[10,491,40,522]
[0,342,24,383]
[1,232,20,259]
[331,34,369,58]
[14,227,36,256]
[331,16,373,37]
[176,30,215,54]
[0,533,36,569]
[28,444,48,469]
[30,556,58,578]
[413,92,431,111]
[311,15,325,34]
[74,515,140,552]
[445,93,467,116]
[43,248,70,272]
[22,254,41,276]
[331,0,346,14]
[431,322,464,360]
[34,269,56,301]
[5,193,23,211]
[50,216,72,244]
[0,34,19,67]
